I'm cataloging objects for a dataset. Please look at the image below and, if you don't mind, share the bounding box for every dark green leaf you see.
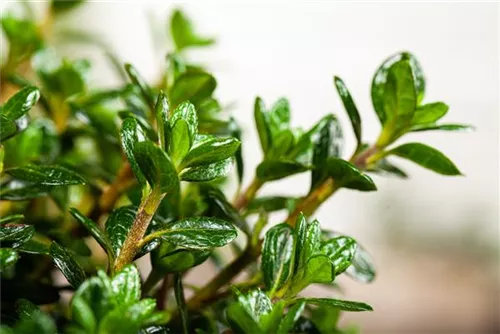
[169,71,216,107]
[14,310,56,334]
[148,216,237,249]
[180,158,233,182]
[410,123,474,132]
[6,165,86,186]
[261,223,293,291]
[254,97,272,154]
[17,238,51,254]
[412,102,448,124]
[277,300,305,334]
[181,136,240,168]
[0,248,18,271]
[368,158,408,179]
[170,9,215,51]
[111,264,141,305]
[256,160,311,182]
[0,115,17,142]
[152,242,211,273]
[300,297,373,312]
[105,206,136,257]
[229,117,244,184]
[50,241,86,288]
[124,63,155,108]
[325,158,377,191]
[372,52,424,124]
[69,208,114,258]
[1,86,40,120]
[387,142,462,175]
[291,214,307,275]
[0,214,24,225]
[334,76,362,144]
[320,236,357,275]
[121,117,147,188]
[0,224,35,248]
[0,180,51,200]
[134,141,179,193]
[16,298,40,320]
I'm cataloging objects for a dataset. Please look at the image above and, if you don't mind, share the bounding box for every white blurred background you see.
[3,1,499,333]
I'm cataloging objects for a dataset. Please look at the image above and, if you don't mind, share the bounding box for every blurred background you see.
[2,1,499,333]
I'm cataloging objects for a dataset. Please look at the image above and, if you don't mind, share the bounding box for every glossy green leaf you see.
[303,254,335,284]
[181,136,240,168]
[6,165,86,186]
[410,123,474,132]
[412,102,448,124]
[121,117,147,188]
[303,220,321,265]
[124,63,155,108]
[227,289,273,333]
[170,119,191,167]
[277,300,305,334]
[1,86,40,120]
[155,92,170,150]
[229,117,244,184]
[387,142,462,175]
[148,216,237,249]
[105,206,136,257]
[311,115,343,190]
[111,264,141,306]
[261,223,294,291]
[180,157,233,182]
[50,241,86,288]
[17,238,51,255]
[0,248,19,271]
[170,9,215,51]
[69,207,114,258]
[134,141,179,193]
[170,102,198,142]
[334,76,362,144]
[325,158,377,191]
[300,297,373,312]
[372,52,424,124]
[0,224,35,248]
[256,160,311,182]
[254,97,272,154]
[169,71,216,107]
[320,236,357,275]
[291,214,307,275]
[0,180,51,201]
[0,115,17,142]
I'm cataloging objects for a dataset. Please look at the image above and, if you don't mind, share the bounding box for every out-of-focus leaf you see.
[0,180,51,201]
[0,214,24,225]
[277,300,305,334]
[368,158,408,179]
[320,236,357,275]
[124,63,155,108]
[334,77,361,144]
[0,115,17,142]
[50,241,86,288]
[170,9,215,51]
[110,264,141,306]
[299,297,373,312]
[1,86,40,120]
[155,92,170,150]
[0,224,35,248]
[69,208,114,258]
[169,71,216,108]
[0,248,19,271]
[256,160,311,182]
[5,165,86,186]
[325,158,376,191]
[247,196,298,214]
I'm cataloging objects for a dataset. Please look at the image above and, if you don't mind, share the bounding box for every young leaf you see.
[325,158,377,191]
[227,289,273,333]
[256,160,311,182]
[169,101,198,145]
[303,220,321,264]
[69,208,114,258]
[0,224,35,248]
[412,102,448,124]
[134,141,179,194]
[303,254,335,284]
[0,248,19,271]
[170,9,215,51]
[368,158,409,179]
[169,119,191,167]
[121,117,147,188]
[386,142,462,175]
[50,241,86,288]
[372,52,424,124]
[181,136,240,168]
[155,92,169,150]
[267,130,294,159]
[291,214,307,275]
[147,217,237,249]
[105,206,136,257]
[0,115,18,142]
[179,158,233,182]
[5,165,86,186]
[261,223,294,291]
[72,271,114,322]
[111,264,141,306]
[169,71,216,107]
[71,294,97,333]
[300,297,373,312]
[334,76,362,144]
[0,180,51,201]
[254,97,272,154]
[1,86,40,120]
[410,123,474,132]
[124,63,155,108]
[320,236,357,275]
[277,300,305,334]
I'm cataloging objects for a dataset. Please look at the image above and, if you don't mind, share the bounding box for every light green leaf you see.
[50,241,86,288]
[155,92,169,150]
[300,297,373,312]
[303,254,335,284]
[111,264,141,306]
[71,295,96,333]
[277,300,305,334]
[72,271,114,322]
[386,142,462,175]
[170,9,215,51]
[5,165,86,186]
[134,141,179,193]
[179,158,233,182]
[412,102,448,124]
[169,102,198,145]
[170,119,191,167]
[410,123,474,132]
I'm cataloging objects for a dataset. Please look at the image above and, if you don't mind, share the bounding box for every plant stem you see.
[113,188,164,272]
[157,274,171,310]
[142,269,164,296]
[233,177,263,211]
[174,273,189,334]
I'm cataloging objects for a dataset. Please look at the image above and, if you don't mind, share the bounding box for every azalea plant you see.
[0,3,471,333]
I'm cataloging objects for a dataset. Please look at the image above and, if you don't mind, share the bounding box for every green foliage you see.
[0,5,470,334]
